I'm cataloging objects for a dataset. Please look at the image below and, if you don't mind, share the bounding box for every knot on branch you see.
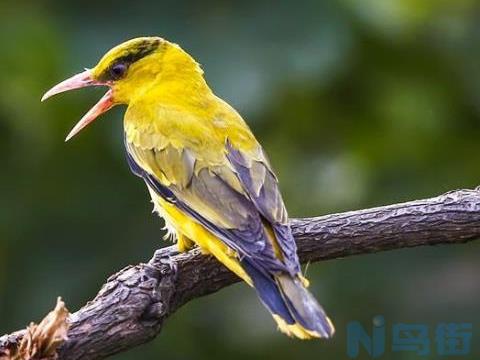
[0,298,69,360]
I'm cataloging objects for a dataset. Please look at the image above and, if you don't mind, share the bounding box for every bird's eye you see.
[110,63,128,80]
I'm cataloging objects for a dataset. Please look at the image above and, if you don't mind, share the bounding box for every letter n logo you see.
[347,315,385,358]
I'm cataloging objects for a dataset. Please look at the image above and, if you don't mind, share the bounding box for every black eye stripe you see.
[116,41,159,64]
[99,38,161,82]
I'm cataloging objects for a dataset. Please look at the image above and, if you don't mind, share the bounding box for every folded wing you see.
[125,137,300,275]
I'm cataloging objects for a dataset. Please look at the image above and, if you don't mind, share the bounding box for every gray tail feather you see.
[275,274,335,338]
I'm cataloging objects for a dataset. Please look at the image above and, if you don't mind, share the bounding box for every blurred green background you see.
[1,0,479,359]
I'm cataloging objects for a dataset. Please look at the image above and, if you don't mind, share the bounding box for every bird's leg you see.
[177,233,196,252]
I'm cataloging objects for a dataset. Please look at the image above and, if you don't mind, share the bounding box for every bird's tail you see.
[241,259,335,339]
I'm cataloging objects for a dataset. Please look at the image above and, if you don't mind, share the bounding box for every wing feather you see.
[225,140,299,271]
[126,136,300,275]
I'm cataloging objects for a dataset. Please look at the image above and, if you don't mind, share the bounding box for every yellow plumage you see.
[43,37,335,339]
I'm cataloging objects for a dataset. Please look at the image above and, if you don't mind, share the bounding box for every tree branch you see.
[2,188,480,360]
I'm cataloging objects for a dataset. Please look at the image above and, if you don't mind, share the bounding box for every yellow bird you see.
[42,37,334,339]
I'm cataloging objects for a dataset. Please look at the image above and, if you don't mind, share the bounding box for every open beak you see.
[41,69,114,141]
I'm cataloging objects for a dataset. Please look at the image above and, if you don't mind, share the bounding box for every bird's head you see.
[42,36,201,141]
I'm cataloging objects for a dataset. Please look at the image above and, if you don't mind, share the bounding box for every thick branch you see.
[2,188,480,360]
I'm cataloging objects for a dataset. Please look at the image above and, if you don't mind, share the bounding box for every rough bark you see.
[1,188,480,360]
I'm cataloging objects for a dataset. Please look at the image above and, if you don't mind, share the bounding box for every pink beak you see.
[41,69,114,141]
